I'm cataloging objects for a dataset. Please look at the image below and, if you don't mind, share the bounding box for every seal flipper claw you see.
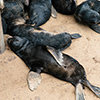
[76,83,85,100]
[70,33,82,39]
[89,24,100,34]
[27,71,41,91]
[51,6,57,18]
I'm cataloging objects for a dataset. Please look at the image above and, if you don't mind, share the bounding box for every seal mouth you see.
[7,36,20,44]
[7,36,30,52]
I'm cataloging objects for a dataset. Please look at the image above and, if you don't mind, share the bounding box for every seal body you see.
[3,0,29,6]
[51,0,77,15]
[7,36,86,84]
[7,36,100,99]
[6,17,81,51]
[2,0,25,24]
[26,0,52,27]
[74,0,100,24]
[74,0,100,33]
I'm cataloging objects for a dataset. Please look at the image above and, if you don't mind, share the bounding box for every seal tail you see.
[76,83,85,100]
[83,79,100,98]
[70,33,81,39]
[89,24,100,34]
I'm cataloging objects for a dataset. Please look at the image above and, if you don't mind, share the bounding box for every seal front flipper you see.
[89,24,100,34]
[70,33,82,39]
[51,6,57,18]
[83,79,100,98]
[76,83,85,100]
[46,46,64,66]
[27,71,41,91]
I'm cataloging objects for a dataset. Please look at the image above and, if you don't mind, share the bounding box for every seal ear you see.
[89,24,100,34]
[46,46,64,66]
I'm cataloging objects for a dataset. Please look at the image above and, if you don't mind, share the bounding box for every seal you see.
[1,0,29,35]
[6,17,81,51]
[2,0,25,24]
[3,0,29,6]
[51,0,77,15]
[74,0,100,34]
[26,0,52,28]
[7,36,100,100]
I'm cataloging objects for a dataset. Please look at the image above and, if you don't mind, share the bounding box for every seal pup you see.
[6,17,81,51]
[7,36,100,100]
[51,0,77,15]
[3,0,29,6]
[74,0,100,34]
[2,0,25,24]
[26,0,52,28]
[1,0,29,34]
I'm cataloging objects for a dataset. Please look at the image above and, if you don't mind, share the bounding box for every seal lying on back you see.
[7,36,100,100]
[51,0,77,15]
[74,0,100,34]
[26,0,52,28]
[6,17,81,51]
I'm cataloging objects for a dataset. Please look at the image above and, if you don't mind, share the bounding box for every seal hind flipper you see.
[46,46,64,66]
[83,79,100,98]
[89,24,100,34]
[76,83,85,100]
[70,33,82,39]
[51,6,57,18]
[27,71,41,91]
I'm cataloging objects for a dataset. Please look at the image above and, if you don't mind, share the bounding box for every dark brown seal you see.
[26,0,52,28]
[51,0,77,15]
[74,0,100,34]
[7,36,100,100]
[6,17,81,51]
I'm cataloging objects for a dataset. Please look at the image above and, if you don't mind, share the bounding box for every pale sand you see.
[0,0,100,100]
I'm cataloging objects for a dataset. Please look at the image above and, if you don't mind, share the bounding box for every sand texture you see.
[0,0,100,100]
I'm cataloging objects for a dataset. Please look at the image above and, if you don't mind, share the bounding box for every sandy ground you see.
[0,0,100,100]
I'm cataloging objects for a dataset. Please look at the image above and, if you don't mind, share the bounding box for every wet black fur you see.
[74,0,100,33]
[7,36,100,99]
[7,36,86,86]
[1,0,81,51]
[74,0,100,24]
[4,13,81,51]
[26,0,52,27]
[51,0,77,15]
[6,19,72,51]
[3,0,29,6]
[2,0,25,24]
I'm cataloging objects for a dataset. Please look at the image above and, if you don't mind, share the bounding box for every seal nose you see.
[7,38,13,44]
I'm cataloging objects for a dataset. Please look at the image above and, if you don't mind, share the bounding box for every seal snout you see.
[7,36,23,50]
[7,38,13,44]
